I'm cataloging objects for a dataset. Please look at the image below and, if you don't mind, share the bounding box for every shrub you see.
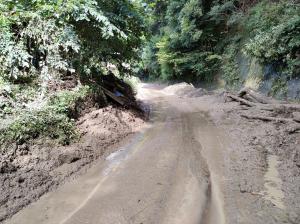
[243,1,300,78]
[0,109,77,146]
[0,86,90,146]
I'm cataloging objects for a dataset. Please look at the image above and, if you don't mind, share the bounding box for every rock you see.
[17,144,29,156]
[292,112,300,122]
[239,179,251,193]
[17,176,25,184]
[0,161,17,174]
[58,152,81,165]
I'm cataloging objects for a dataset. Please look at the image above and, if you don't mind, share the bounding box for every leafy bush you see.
[221,38,241,89]
[48,86,90,116]
[243,1,300,78]
[0,86,90,145]
[0,0,145,146]
[141,0,225,81]
[270,77,288,98]
[0,109,77,146]
[141,0,299,90]
[0,0,145,82]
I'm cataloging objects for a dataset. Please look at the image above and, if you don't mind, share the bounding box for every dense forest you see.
[0,0,299,146]
[140,0,300,87]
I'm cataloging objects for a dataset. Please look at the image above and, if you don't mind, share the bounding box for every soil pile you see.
[0,106,144,222]
[163,83,208,98]
[187,91,299,223]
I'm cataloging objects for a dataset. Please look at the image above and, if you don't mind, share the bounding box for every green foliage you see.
[221,38,241,89]
[0,0,145,146]
[270,77,288,98]
[0,0,145,82]
[0,108,77,145]
[141,0,226,81]
[48,86,90,116]
[243,1,300,78]
[269,77,288,98]
[0,86,90,145]
[141,0,300,89]
[141,35,163,80]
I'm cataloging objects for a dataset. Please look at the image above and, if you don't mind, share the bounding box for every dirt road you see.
[5,84,228,224]
[5,83,300,224]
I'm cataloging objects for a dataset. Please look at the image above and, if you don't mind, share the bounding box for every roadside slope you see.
[0,106,144,223]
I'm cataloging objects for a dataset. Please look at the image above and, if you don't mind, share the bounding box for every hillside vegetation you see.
[140,0,300,96]
[0,0,145,146]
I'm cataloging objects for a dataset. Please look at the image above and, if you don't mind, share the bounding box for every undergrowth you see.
[0,86,90,146]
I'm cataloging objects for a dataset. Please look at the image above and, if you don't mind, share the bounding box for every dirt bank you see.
[0,106,145,222]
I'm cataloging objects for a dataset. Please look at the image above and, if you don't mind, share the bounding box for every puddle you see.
[262,155,286,210]
[103,132,145,176]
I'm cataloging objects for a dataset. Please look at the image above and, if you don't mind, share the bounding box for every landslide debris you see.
[162,83,300,223]
[0,73,146,222]
[0,106,144,223]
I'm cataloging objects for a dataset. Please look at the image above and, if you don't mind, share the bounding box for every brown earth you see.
[199,96,299,223]
[163,83,300,223]
[0,106,145,223]
[1,83,300,224]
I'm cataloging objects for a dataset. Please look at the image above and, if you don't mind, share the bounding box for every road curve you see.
[6,84,227,224]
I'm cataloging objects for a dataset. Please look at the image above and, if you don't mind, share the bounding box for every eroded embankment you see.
[0,106,144,223]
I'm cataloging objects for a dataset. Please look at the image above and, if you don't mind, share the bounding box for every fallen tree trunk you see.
[227,93,300,112]
[238,87,275,104]
[241,114,300,123]
[227,94,256,107]
[276,104,300,112]
[100,86,126,106]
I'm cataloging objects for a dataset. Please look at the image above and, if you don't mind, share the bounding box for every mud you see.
[212,98,300,224]
[158,83,299,223]
[170,83,300,224]
[0,106,144,223]
[1,83,299,224]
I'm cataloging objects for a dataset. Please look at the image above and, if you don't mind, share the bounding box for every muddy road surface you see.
[5,84,227,224]
[5,83,300,224]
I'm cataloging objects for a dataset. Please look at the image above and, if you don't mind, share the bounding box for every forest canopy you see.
[0,0,145,83]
